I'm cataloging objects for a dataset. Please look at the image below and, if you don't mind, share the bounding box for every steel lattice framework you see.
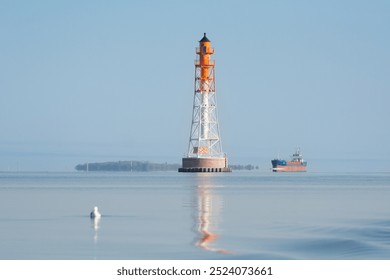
[186,49,224,158]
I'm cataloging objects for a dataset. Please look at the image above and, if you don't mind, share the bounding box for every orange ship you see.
[271,149,307,172]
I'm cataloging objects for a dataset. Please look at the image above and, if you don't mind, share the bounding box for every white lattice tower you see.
[187,34,223,158]
[179,33,230,173]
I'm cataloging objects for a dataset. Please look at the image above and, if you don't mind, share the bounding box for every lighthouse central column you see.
[201,83,210,140]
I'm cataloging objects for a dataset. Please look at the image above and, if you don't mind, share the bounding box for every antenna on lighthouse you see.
[179,34,231,173]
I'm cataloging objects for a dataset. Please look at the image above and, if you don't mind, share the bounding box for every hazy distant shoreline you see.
[75,161,259,172]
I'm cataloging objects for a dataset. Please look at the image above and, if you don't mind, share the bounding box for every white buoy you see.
[90,206,101,218]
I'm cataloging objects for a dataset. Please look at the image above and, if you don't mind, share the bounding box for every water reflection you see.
[90,216,101,243]
[195,184,229,254]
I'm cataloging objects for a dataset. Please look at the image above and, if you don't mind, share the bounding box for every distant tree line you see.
[75,161,259,172]
[229,164,259,170]
[75,161,180,172]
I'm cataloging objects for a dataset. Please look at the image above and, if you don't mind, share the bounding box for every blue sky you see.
[0,0,389,171]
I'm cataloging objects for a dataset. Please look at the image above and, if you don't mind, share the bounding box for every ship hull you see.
[271,159,307,172]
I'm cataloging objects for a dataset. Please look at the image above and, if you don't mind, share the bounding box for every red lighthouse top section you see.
[199,33,210,42]
[196,33,214,81]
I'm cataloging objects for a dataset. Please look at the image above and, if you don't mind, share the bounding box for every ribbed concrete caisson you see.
[178,158,231,173]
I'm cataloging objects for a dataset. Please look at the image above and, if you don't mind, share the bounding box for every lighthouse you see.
[179,33,231,173]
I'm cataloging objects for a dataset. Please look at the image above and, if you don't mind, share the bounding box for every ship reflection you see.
[195,184,229,254]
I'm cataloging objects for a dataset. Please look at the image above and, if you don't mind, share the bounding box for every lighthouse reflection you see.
[194,184,229,254]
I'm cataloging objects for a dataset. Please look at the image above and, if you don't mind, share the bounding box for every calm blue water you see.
[0,171,389,260]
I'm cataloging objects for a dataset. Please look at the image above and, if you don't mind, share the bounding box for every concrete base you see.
[178,167,231,172]
[178,157,232,173]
